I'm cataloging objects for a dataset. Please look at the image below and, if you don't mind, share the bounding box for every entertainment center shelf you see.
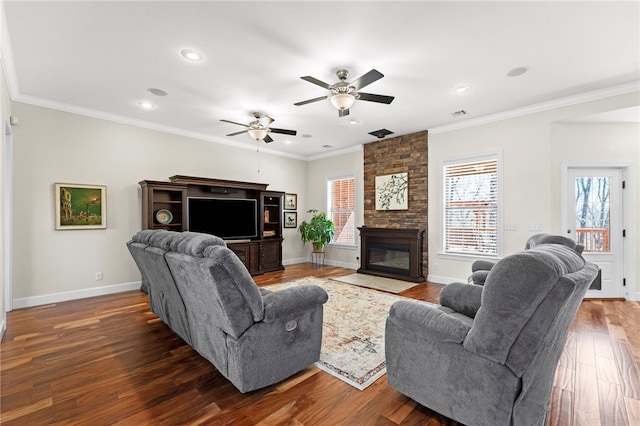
[139,175,285,275]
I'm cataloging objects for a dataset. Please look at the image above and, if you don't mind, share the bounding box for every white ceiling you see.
[2,1,639,159]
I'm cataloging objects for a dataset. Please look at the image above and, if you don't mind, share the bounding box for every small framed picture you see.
[55,183,107,230]
[284,193,297,210]
[284,211,297,228]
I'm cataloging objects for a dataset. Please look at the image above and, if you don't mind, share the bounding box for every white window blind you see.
[327,174,356,246]
[444,158,498,256]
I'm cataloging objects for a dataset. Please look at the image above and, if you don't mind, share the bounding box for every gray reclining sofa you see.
[127,229,328,393]
[385,235,598,426]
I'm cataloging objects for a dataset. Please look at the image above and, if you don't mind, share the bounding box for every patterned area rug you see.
[265,276,432,390]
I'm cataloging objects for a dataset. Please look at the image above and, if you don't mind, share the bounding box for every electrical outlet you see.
[95,272,103,281]
[504,224,517,231]
[528,224,543,232]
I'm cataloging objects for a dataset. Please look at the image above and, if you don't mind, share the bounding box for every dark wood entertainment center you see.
[139,175,284,275]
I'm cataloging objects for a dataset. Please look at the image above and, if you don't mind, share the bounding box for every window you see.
[327,174,356,246]
[443,154,500,256]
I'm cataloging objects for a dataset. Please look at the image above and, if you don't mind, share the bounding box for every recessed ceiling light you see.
[453,85,471,94]
[147,88,168,96]
[137,100,156,110]
[348,119,359,125]
[180,49,203,62]
[284,140,292,144]
[507,66,528,77]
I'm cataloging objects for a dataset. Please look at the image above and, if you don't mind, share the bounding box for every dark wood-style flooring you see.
[1,263,639,425]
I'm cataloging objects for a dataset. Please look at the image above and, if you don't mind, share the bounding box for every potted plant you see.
[298,209,335,252]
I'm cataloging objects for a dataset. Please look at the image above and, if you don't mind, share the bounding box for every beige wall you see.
[11,102,307,302]
[7,90,639,305]
[428,91,640,299]
[305,147,364,268]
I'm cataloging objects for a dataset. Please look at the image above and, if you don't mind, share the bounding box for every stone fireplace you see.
[363,131,428,277]
[357,227,425,282]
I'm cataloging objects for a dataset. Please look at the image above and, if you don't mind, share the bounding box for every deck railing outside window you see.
[576,227,609,252]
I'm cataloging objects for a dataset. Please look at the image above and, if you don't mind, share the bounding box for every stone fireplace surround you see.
[357,227,425,283]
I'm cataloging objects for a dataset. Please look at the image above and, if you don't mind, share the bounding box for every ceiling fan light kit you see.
[247,128,268,141]
[330,93,356,110]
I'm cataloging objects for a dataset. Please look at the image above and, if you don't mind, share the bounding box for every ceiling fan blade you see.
[220,119,249,128]
[300,75,332,89]
[269,127,297,136]
[294,95,328,106]
[263,134,274,143]
[226,130,248,137]
[351,69,384,91]
[357,92,395,104]
[338,108,350,118]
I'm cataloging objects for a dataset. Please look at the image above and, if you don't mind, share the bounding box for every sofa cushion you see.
[169,231,226,256]
[131,229,157,245]
[148,230,180,249]
[203,245,265,324]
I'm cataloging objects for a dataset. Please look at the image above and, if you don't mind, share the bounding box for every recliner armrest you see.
[388,300,471,343]
[439,282,483,318]
[262,286,328,322]
[471,260,496,272]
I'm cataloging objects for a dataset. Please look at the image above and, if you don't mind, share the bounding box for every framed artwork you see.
[284,193,297,210]
[284,211,297,228]
[55,183,107,230]
[375,172,408,210]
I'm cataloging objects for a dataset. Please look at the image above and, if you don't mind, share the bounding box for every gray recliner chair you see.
[385,239,598,426]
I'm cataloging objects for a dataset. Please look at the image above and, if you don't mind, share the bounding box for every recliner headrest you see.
[525,233,584,254]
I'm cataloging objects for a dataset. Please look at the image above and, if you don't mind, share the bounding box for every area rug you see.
[330,273,420,294]
[265,277,433,390]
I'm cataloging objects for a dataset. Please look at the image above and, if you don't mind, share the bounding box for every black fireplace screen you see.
[367,243,411,275]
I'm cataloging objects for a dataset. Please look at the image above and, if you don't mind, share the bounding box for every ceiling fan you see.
[220,112,297,143]
[294,69,395,117]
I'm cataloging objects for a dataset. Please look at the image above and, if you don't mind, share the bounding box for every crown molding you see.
[306,143,363,161]
[12,93,308,161]
[429,81,640,134]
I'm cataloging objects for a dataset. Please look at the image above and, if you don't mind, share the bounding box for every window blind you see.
[444,159,498,255]
[328,175,356,245]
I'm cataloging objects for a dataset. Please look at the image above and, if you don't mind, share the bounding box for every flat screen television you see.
[188,197,258,240]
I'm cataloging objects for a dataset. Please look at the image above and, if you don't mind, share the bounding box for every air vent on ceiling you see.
[368,128,394,139]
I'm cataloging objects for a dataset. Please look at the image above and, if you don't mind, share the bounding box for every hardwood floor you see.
[1,263,639,425]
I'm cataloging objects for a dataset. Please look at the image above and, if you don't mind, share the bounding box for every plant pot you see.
[313,242,324,253]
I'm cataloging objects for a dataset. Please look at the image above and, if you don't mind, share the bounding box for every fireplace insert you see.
[357,227,425,282]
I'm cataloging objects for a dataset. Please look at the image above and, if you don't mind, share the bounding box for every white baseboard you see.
[12,281,143,309]
[283,257,309,266]
[284,257,358,270]
[427,274,468,285]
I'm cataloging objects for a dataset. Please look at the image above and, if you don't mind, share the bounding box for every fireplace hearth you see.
[357,227,425,282]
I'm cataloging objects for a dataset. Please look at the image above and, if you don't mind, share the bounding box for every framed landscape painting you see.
[55,183,107,230]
